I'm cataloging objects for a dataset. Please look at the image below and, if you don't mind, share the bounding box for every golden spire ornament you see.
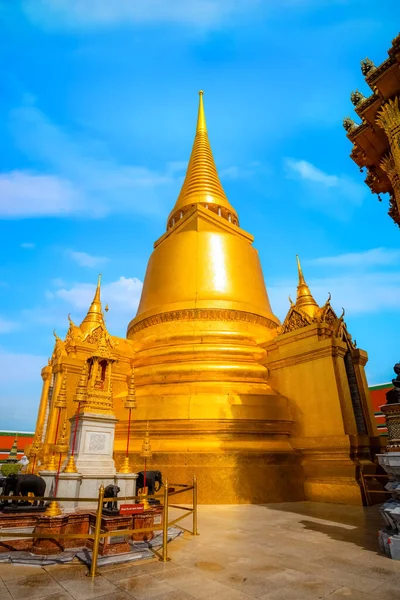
[80,274,104,332]
[139,422,153,509]
[295,255,319,318]
[167,90,238,225]
[54,370,68,409]
[74,361,89,404]
[54,418,70,455]
[120,368,137,474]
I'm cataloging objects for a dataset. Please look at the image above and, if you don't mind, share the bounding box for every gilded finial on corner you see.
[196,89,207,133]
[288,295,294,306]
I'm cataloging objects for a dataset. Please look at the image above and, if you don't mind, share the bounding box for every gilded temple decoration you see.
[167,90,239,227]
[124,368,137,410]
[54,371,68,409]
[52,332,66,360]
[53,418,70,455]
[345,35,400,227]
[78,332,117,415]
[281,257,355,348]
[360,57,376,76]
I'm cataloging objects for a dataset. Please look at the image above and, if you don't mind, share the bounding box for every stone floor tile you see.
[41,593,76,600]
[156,569,234,599]
[151,566,194,581]
[118,573,176,600]
[0,589,12,600]
[315,567,380,594]
[143,592,194,600]
[261,589,324,600]
[4,572,64,600]
[329,588,376,599]
[0,564,40,581]
[358,564,400,585]
[90,592,132,600]
[136,561,183,575]
[57,576,118,600]
[207,589,254,600]
[212,568,279,598]
[310,554,366,575]
[100,564,144,583]
[45,564,89,582]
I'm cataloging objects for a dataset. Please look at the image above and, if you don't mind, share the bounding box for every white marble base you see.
[38,471,57,496]
[71,412,118,476]
[115,473,138,501]
[57,473,83,509]
[77,475,116,509]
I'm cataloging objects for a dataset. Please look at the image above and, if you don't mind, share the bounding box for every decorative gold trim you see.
[129,308,278,336]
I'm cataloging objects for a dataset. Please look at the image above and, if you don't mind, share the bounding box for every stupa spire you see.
[167,91,238,226]
[295,256,319,318]
[80,274,104,333]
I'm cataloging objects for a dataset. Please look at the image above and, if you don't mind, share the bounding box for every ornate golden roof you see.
[167,91,238,226]
[80,274,104,333]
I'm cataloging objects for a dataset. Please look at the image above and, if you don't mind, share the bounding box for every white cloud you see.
[309,248,400,269]
[23,0,261,29]
[285,159,338,187]
[21,242,35,249]
[284,158,366,218]
[0,171,81,218]
[0,318,19,334]
[67,250,109,268]
[5,101,182,219]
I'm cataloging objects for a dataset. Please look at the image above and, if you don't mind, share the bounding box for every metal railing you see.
[0,476,199,578]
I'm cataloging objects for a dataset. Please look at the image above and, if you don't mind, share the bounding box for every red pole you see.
[54,454,62,497]
[51,409,62,460]
[126,408,132,457]
[53,409,61,445]
[71,403,80,457]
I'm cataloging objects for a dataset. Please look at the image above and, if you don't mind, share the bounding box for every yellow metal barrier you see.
[0,476,199,578]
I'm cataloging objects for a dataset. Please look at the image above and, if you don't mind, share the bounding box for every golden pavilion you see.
[31,91,382,504]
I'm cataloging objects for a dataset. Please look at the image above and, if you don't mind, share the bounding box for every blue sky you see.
[0,1,399,431]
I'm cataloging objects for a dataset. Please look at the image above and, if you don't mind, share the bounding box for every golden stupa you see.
[32,92,382,504]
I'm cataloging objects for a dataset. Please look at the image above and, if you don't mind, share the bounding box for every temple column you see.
[34,365,52,436]
[352,350,380,438]
[43,365,63,450]
[376,97,400,218]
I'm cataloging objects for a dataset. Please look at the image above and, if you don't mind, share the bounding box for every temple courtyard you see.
[0,502,399,600]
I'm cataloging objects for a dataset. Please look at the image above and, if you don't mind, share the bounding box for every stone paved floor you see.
[0,502,399,600]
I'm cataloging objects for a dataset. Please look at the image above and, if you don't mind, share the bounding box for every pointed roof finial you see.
[295,255,319,318]
[197,90,207,133]
[167,90,238,226]
[80,274,104,333]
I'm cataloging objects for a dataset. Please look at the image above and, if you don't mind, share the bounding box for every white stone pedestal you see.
[38,470,57,496]
[115,473,138,501]
[70,412,118,476]
[77,475,116,509]
[57,473,83,510]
